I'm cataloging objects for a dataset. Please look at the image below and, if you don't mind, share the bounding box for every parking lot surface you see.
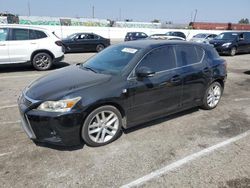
[0,53,250,188]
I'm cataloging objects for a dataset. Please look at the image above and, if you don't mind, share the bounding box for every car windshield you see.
[193,34,208,38]
[215,33,238,40]
[81,45,140,75]
[66,33,77,39]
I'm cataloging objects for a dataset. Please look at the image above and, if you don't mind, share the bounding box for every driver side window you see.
[136,46,176,73]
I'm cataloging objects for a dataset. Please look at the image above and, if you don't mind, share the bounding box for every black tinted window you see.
[244,32,250,40]
[35,30,47,39]
[0,28,8,41]
[137,46,176,72]
[175,45,204,67]
[12,29,29,40]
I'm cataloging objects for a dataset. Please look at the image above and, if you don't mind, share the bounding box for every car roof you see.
[0,24,49,31]
[117,40,206,49]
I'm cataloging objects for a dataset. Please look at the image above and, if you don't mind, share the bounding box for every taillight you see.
[55,41,63,46]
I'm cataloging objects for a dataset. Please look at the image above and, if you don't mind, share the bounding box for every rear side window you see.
[0,28,8,41]
[12,28,29,40]
[137,46,176,72]
[175,45,204,67]
[29,30,47,39]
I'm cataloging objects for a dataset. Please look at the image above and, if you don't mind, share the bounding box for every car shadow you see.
[244,70,250,75]
[34,141,84,151]
[123,107,200,134]
[0,62,70,73]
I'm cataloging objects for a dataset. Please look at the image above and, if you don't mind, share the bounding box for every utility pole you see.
[27,1,31,16]
[193,9,198,22]
[119,8,121,21]
[92,6,95,18]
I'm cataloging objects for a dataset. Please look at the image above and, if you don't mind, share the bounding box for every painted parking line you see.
[0,74,43,80]
[121,130,250,188]
[1,120,21,125]
[234,97,250,102]
[0,152,12,157]
[0,104,18,110]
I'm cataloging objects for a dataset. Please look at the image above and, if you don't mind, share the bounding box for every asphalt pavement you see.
[0,52,249,188]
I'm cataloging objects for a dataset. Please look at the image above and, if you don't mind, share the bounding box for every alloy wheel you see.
[88,110,119,143]
[207,84,221,108]
[34,54,51,69]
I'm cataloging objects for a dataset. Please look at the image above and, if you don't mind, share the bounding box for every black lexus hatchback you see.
[18,40,227,147]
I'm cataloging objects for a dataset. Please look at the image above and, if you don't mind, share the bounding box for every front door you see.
[126,46,182,125]
[0,28,9,64]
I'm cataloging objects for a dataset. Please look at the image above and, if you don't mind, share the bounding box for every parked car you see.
[0,24,64,71]
[165,31,186,40]
[124,32,148,41]
[18,40,227,147]
[190,33,217,43]
[147,34,185,40]
[209,32,250,56]
[62,33,110,53]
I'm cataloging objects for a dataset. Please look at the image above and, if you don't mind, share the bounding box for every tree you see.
[151,19,160,23]
[238,18,249,24]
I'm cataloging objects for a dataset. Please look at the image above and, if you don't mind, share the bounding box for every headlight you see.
[222,42,232,47]
[37,97,81,112]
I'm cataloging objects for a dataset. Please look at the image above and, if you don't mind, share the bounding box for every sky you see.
[0,0,250,23]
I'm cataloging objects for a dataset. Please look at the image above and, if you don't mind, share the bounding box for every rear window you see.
[175,45,204,67]
[206,47,220,59]
[29,30,47,40]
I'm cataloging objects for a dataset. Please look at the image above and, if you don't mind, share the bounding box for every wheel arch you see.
[84,102,127,128]
[30,49,55,62]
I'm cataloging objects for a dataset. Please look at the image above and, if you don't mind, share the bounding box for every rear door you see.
[0,28,10,64]
[127,46,182,124]
[243,32,250,52]
[8,28,38,63]
[174,44,208,108]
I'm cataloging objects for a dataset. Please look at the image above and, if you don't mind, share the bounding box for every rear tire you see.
[201,82,223,110]
[81,105,123,147]
[32,52,52,71]
[96,44,105,52]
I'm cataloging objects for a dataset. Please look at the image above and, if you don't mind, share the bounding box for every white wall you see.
[28,25,226,41]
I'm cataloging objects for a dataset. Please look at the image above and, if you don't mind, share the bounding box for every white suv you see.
[0,25,64,71]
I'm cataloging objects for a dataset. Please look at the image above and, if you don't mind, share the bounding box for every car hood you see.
[209,39,234,45]
[25,65,111,100]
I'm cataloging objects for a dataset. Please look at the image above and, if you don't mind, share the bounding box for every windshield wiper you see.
[83,66,98,73]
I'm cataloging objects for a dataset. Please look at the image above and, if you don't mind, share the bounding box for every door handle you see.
[0,44,6,46]
[30,42,37,44]
[171,75,181,83]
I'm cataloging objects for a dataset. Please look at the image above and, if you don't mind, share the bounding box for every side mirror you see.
[136,66,155,78]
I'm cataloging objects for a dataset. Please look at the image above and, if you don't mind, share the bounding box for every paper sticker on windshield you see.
[122,48,138,54]
[0,29,4,33]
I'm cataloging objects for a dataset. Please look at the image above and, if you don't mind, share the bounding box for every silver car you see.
[190,33,217,44]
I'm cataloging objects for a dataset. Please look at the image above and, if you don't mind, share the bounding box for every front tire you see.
[81,105,123,147]
[201,82,223,110]
[32,52,53,71]
[230,47,237,56]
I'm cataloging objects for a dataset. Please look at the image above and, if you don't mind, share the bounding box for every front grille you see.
[20,113,36,139]
[22,97,33,107]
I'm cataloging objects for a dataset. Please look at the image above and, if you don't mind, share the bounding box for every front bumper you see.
[18,94,85,146]
[214,46,232,54]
